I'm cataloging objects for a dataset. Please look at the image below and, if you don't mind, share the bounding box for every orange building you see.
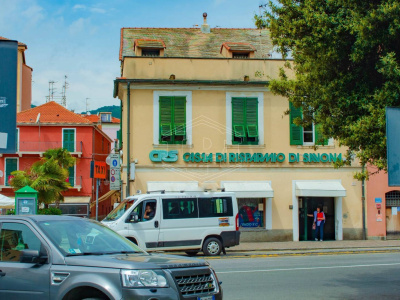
[0,101,115,218]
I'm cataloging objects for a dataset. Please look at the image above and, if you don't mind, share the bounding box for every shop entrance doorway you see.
[299,197,335,241]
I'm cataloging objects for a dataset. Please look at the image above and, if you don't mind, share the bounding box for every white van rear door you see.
[128,198,160,249]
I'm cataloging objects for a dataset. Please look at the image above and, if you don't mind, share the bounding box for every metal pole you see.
[362,164,366,240]
[96,178,99,221]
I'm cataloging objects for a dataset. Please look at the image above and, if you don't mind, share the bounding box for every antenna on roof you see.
[86,98,90,114]
[61,75,69,107]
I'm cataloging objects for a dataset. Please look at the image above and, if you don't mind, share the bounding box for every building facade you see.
[114,15,363,241]
[0,101,114,218]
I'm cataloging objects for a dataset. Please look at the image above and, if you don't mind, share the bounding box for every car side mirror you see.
[126,212,139,223]
[20,249,48,265]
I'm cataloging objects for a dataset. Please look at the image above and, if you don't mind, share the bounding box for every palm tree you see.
[10,148,76,206]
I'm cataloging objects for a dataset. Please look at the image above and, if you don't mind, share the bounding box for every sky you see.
[0,0,267,113]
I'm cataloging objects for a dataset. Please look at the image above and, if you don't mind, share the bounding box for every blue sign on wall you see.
[0,40,18,154]
[387,108,400,186]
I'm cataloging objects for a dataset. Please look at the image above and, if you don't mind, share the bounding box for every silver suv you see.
[0,215,222,300]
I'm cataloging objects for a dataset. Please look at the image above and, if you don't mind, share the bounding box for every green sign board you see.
[149,150,342,164]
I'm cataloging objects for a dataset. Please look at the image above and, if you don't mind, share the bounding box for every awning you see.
[295,181,346,197]
[0,194,14,209]
[64,196,91,203]
[97,190,119,204]
[221,181,274,198]
[147,181,200,193]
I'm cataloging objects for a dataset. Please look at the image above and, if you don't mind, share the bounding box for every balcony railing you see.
[16,141,83,156]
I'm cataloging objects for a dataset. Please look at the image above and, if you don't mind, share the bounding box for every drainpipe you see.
[126,82,131,197]
[362,164,366,240]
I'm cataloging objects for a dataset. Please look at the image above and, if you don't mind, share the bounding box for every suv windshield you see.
[37,218,144,256]
[103,199,136,221]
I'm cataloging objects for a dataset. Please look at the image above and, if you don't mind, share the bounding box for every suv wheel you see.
[203,238,222,256]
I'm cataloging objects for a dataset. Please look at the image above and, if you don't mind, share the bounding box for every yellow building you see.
[113,14,363,242]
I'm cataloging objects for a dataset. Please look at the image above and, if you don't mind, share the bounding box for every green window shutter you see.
[68,166,75,187]
[63,129,75,152]
[315,124,328,145]
[5,158,17,186]
[232,98,245,138]
[173,97,186,136]
[159,97,173,142]
[246,98,258,138]
[289,102,303,145]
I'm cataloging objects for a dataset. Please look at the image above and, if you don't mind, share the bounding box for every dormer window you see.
[220,42,256,59]
[134,39,166,57]
[100,112,112,123]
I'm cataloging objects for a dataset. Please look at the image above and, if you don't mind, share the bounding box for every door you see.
[0,221,50,299]
[386,207,400,239]
[299,197,335,241]
[128,199,160,249]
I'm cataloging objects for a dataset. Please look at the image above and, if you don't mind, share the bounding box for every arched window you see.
[385,191,400,207]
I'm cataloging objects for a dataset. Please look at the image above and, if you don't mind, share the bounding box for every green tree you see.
[255,0,400,176]
[10,148,76,206]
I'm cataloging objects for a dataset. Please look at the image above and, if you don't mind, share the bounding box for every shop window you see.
[232,97,259,145]
[162,198,198,219]
[289,102,328,146]
[198,197,233,218]
[238,198,264,228]
[159,96,186,144]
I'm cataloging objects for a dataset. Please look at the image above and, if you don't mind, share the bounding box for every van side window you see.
[198,197,233,218]
[162,198,198,219]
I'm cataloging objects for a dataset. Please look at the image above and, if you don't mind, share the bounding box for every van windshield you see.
[103,199,136,221]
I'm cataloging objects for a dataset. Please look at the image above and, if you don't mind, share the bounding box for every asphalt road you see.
[206,253,400,300]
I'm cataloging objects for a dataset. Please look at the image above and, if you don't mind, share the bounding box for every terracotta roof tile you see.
[17,101,92,124]
[120,27,272,60]
[82,114,120,124]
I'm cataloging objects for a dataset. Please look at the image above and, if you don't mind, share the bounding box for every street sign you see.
[93,161,107,179]
[109,153,121,190]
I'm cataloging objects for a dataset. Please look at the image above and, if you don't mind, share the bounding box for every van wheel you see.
[203,238,222,256]
[185,251,199,256]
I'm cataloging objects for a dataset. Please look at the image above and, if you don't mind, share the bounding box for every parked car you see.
[0,215,222,300]
[102,192,240,256]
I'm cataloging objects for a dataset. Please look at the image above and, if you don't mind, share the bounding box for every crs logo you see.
[149,150,178,162]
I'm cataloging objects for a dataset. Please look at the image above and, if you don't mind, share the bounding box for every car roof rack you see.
[146,190,165,194]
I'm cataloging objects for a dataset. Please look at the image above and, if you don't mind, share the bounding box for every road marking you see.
[217,262,400,274]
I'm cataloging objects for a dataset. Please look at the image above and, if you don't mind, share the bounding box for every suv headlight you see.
[121,269,169,288]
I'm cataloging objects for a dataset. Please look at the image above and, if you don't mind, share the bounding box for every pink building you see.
[0,101,115,218]
[366,165,400,239]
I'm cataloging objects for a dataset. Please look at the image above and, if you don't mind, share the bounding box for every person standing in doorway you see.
[314,207,325,241]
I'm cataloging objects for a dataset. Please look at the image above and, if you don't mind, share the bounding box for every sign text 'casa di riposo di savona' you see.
[149,150,343,164]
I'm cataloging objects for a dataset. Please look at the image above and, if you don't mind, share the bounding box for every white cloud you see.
[69,18,88,35]
[73,4,87,10]
[72,4,106,14]
[90,7,106,14]
[21,4,45,24]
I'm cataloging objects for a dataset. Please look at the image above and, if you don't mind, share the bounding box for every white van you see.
[102,191,240,256]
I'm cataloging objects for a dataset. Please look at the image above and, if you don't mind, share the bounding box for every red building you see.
[0,101,114,218]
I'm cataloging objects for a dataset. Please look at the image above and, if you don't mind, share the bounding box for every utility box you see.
[15,186,38,215]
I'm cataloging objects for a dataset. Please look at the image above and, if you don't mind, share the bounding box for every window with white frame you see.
[226,92,264,145]
[153,91,192,145]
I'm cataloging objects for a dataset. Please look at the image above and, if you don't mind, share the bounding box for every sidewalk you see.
[228,240,400,253]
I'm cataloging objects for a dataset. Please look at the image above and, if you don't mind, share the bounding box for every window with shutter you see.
[5,158,18,186]
[63,129,75,152]
[289,102,328,146]
[68,166,75,187]
[289,102,303,145]
[159,96,186,144]
[232,98,259,145]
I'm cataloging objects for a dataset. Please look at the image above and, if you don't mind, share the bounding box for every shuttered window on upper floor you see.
[232,97,259,145]
[159,96,186,144]
[289,102,328,146]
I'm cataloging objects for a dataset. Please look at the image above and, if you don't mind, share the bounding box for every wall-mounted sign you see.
[93,161,107,179]
[149,150,343,164]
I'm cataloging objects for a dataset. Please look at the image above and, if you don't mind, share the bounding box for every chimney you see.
[201,12,210,33]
